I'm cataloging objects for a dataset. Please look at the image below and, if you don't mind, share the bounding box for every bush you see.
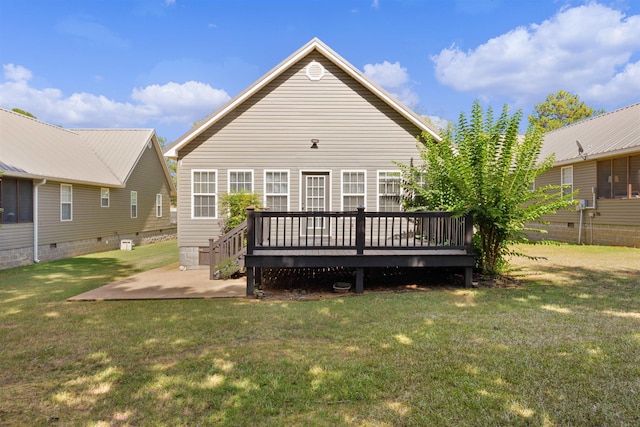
[220,191,261,234]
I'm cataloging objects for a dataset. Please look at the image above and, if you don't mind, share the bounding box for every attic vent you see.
[305,61,325,81]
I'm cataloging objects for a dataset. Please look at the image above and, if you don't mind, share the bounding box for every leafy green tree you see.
[157,136,177,206]
[11,108,36,118]
[398,101,575,276]
[529,90,604,132]
[220,191,261,233]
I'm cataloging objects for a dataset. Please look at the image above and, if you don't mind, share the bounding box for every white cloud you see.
[584,60,640,104]
[132,81,230,123]
[364,61,418,107]
[431,2,640,107]
[0,64,230,128]
[165,0,176,5]
[3,64,32,82]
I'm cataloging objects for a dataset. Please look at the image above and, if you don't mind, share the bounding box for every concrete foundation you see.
[527,222,639,248]
[0,227,177,270]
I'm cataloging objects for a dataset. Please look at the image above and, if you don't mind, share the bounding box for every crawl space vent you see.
[305,61,325,81]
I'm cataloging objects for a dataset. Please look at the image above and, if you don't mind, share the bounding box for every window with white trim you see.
[156,193,162,217]
[378,171,401,211]
[229,170,253,193]
[192,170,217,218]
[265,170,289,211]
[342,171,365,210]
[561,166,573,198]
[60,184,72,221]
[131,191,138,218]
[101,188,109,207]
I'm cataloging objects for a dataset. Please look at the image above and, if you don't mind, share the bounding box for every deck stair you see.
[208,221,248,279]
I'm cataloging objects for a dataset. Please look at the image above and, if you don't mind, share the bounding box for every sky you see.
[0,0,639,143]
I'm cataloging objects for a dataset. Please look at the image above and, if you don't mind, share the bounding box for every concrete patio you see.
[68,263,246,301]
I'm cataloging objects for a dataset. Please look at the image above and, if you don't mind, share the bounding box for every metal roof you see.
[0,109,175,195]
[164,38,440,158]
[73,129,155,183]
[540,102,640,166]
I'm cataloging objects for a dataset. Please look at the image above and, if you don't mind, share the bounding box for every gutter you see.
[33,178,46,263]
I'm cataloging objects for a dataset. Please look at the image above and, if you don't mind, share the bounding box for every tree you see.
[11,108,36,118]
[529,90,604,132]
[398,101,575,276]
[219,191,261,233]
[157,136,177,206]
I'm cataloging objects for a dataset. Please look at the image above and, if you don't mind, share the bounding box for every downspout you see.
[33,179,46,263]
[578,208,584,245]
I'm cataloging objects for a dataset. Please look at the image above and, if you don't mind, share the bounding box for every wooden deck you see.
[241,207,475,295]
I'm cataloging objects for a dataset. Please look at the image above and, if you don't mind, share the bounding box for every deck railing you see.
[208,220,248,279]
[246,207,473,255]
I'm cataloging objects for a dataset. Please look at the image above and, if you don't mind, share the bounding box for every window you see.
[61,184,72,221]
[265,170,289,211]
[229,170,253,193]
[561,166,573,198]
[131,191,138,218]
[192,170,217,218]
[378,171,401,211]
[598,155,640,198]
[101,188,109,207]
[342,171,365,210]
[0,177,33,224]
[156,193,162,217]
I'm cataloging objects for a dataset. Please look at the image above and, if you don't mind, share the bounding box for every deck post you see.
[247,267,255,296]
[355,268,364,294]
[464,266,472,288]
[246,207,256,296]
[209,238,216,280]
[246,207,255,255]
[355,207,365,294]
[356,206,365,255]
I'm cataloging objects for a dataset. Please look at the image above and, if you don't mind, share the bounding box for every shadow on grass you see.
[508,260,639,312]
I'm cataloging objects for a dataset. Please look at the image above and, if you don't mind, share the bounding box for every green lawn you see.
[1,240,639,426]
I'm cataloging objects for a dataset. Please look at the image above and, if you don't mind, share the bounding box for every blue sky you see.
[1,0,639,143]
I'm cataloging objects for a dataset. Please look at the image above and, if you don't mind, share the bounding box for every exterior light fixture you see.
[310,139,319,149]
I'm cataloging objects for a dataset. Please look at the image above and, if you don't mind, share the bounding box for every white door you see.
[301,172,329,235]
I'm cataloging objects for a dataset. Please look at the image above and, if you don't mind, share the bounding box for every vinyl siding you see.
[0,223,33,251]
[177,52,425,248]
[37,145,173,245]
[538,160,640,226]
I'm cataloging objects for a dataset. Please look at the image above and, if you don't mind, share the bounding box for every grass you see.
[1,240,639,426]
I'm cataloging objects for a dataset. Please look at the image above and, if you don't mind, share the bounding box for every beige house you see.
[164,38,439,269]
[0,108,177,269]
[532,102,640,247]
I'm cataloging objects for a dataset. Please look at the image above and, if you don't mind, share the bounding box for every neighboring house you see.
[0,108,177,269]
[164,38,440,269]
[532,102,640,247]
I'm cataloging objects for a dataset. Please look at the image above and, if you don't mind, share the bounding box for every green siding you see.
[538,158,640,227]
[0,223,33,251]
[36,146,173,245]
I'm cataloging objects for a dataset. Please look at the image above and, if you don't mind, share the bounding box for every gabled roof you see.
[164,37,440,158]
[540,102,640,166]
[0,108,176,195]
[73,129,174,191]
